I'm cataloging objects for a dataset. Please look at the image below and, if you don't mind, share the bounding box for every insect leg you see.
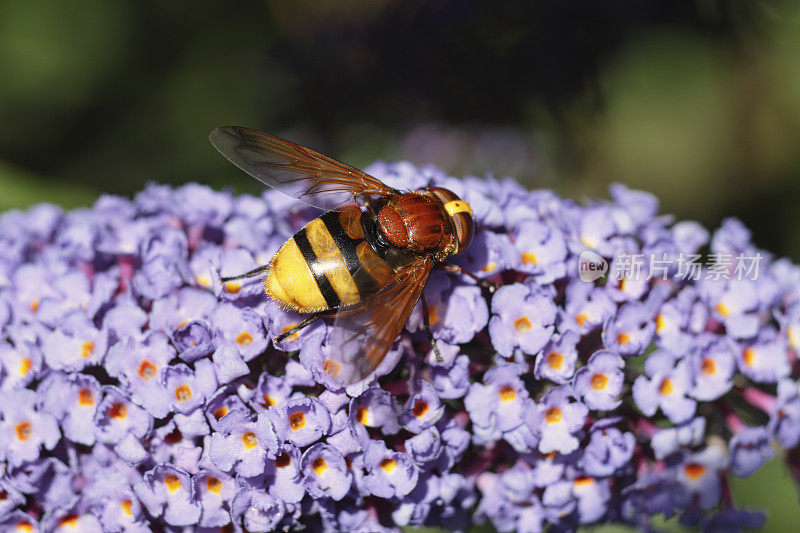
[275,310,332,343]
[220,265,270,283]
[421,292,443,362]
[437,264,500,293]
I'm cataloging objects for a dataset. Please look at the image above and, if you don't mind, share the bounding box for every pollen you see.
[18,358,32,376]
[701,358,716,375]
[121,500,133,516]
[224,282,241,294]
[15,422,32,441]
[174,384,192,403]
[213,406,229,420]
[428,305,439,326]
[356,406,369,425]
[716,302,730,317]
[241,432,258,449]
[59,514,79,528]
[576,313,589,327]
[280,324,299,343]
[590,373,608,390]
[275,452,291,468]
[412,400,430,417]
[380,458,397,473]
[312,457,327,475]
[236,332,253,346]
[164,474,182,492]
[289,412,306,430]
[138,360,157,380]
[743,347,756,367]
[206,476,223,494]
[481,262,497,273]
[617,333,631,345]
[323,358,342,377]
[514,316,532,333]
[655,313,666,333]
[81,341,95,358]
[659,378,674,395]
[521,252,538,264]
[545,407,562,423]
[499,385,517,402]
[684,463,706,480]
[78,388,94,406]
[546,352,563,370]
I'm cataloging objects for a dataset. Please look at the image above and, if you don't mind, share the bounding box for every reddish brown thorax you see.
[376,193,451,253]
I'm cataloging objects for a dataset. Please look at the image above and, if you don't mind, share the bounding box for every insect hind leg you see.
[275,310,332,343]
[220,264,271,283]
[437,264,500,293]
[421,292,443,362]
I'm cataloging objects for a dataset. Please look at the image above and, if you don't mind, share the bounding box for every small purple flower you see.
[193,469,237,527]
[675,445,728,510]
[301,443,352,501]
[534,331,580,384]
[538,385,588,454]
[561,281,616,335]
[729,426,774,477]
[41,309,108,372]
[348,387,401,447]
[688,335,736,401]
[400,380,445,433]
[489,283,556,357]
[770,379,800,448]
[465,364,530,441]
[162,360,218,415]
[283,397,331,448]
[230,489,285,531]
[513,219,568,283]
[738,330,790,383]
[573,351,625,410]
[133,464,201,526]
[361,441,419,498]
[207,412,268,478]
[651,417,706,460]
[633,349,696,424]
[581,418,636,477]
[209,303,268,362]
[93,386,152,445]
[262,445,305,503]
[0,389,59,467]
[38,372,102,445]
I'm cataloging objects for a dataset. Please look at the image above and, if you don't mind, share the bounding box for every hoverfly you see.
[210,126,495,386]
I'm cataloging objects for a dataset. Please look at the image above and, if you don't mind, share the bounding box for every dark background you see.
[2,1,800,529]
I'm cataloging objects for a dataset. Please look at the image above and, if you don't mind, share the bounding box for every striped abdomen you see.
[264,206,394,313]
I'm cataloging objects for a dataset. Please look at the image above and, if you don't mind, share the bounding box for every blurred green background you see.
[1,0,800,530]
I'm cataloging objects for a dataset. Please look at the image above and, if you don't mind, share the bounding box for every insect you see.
[210,126,495,386]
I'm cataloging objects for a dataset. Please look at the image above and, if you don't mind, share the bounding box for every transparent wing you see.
[209,126,398,209]
[322,256,433,386]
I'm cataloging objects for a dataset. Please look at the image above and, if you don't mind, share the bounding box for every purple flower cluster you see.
[0,163,798,531]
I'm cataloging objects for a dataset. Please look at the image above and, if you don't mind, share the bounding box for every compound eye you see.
[451,211,474,254]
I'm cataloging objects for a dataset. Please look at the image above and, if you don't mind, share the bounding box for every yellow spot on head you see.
[81,341,94,359]
[289,412,306,430]
[743,347,756,367]
[313,457,327,475]
[138,361,157,380]
[15,422,32,441]
[412,400,429,417]
[78,388,94,406]
[590,373,608,390]
[498,385,516,402]
[684,463,706,480]
[576,313,589,327]
[444,199,472,217]
[175,384,192,403]
[164,474,182,492]
[659,378,674,395]
[241,432,258,449]
[213,406,229,420]
[379,458,397,473]
[545,407,562,424]
[19,358,32,377]
[655,313,666,333]
[224,282,241,294]
[514,316,532,333]
[206,477,222,494]
[521,252,538,264]
[701,358,716,375]
[617,333,631,345]
[121,499,133,516]
[236,332,253,346]
[280,324,299,343]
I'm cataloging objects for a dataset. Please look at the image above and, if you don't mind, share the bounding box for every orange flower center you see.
[138,360,157,380]
[241,432,258,449]
[716,302,730,317]
[574,476,594,487]
[224,282,241,294]
[743,347,756,367]
[655,313,665,333]
[701,358,716,375]
[545,407,562,423]
[174,384,192,403]
[15,422,32,441]
[356,406,369,425]
[109,402,127,419]
[590,373,608,390]
[323,358,341,377]
[499,385,516,402]
[684,463,706,480]
[59,514,79,527]
[236,332,253,346]
[164,474,182,492]
[81,341,95,358]
[380,458,397,473]
[546,352,563,370]
[659,378,674,395]
[289,412,306,430]
[481,262,497,273]
[428,305,439,326]
[576,313,589,327]
[521,252,538,264]
[78,388,94,406]
[206,477,222,494]
[121,499,133,516]
[412,400,429,417]
[617,333,631,345]
[213,406,229,420]
[275,453,291,468]
[514,317,532,333]
[280,324,299,343]
[19,358,32,377]
[312,457,327,475]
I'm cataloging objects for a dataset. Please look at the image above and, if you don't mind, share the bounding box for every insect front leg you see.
[421,292,443,362]
[437,264,500,293]
[275,310,332,343]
